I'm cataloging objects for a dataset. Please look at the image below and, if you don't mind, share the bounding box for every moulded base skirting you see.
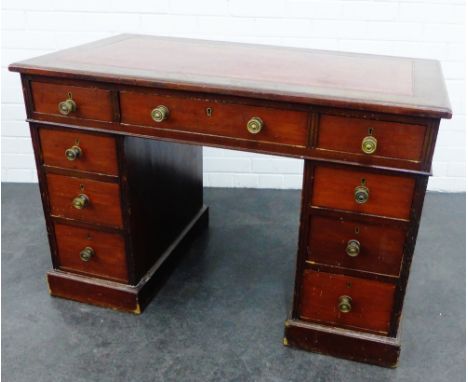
[284,318,400,368]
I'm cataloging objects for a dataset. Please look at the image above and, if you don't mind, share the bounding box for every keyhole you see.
[361,178,366,186]
[355,227,360,234]
[80,184,85,192]
[67,91,73,100]
[368,127,374,135]
[206,107,213,117]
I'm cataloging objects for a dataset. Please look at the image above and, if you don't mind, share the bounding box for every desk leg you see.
[47,137,208,313]
[283,160,401,367]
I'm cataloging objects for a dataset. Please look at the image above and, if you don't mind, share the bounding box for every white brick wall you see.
[1,0,465,191]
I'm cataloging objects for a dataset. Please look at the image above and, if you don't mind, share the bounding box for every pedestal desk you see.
[9,34,451,367]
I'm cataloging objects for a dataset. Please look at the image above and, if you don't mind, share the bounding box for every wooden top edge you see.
[8,34,452,119]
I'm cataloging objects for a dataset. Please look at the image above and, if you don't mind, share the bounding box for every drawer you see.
[311,166,415,220]
[54,223,128,283]
[39,128,118,175]
[46,173,123,228]
[31,81,113,122]
[307,214,406,276]
[317,114,427,162]
[299,270,395,334]
[120,91,309,147]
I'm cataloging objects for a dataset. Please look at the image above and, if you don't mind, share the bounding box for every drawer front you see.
[47,173,123,228]
[299,270,395,334]
[311,166,415,220]
[39,128,118,175]
[54,223,128,283]
[31,82,113,122]
[307,214,406,276]
[317,114,426,162]
[120,91,309,147]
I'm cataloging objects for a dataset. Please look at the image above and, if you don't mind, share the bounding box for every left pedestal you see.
[31,124,206,313]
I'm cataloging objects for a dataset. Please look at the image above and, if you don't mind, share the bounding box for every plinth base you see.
[284,318,400,368]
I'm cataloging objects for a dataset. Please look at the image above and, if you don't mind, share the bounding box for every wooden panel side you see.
[388,175,429,336]
[123,137,204,280]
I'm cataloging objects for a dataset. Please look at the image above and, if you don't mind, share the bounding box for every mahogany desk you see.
[9,34,451,367]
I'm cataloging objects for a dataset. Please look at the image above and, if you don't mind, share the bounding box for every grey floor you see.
[2,183,465,382]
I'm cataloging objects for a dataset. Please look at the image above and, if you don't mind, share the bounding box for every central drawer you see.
[46,173,123,228]
[119,91,309,147]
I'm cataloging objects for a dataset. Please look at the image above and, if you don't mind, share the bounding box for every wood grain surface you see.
[307,213,406,276]
[10,34,452,118]
[317,114,427,161]
[299,270,396,334]
[120,90,309,147]
[54,222,128,283]
[47,173,123,228]
[31,81,113,122]
[40,127,118,175]
[311,165,416,220]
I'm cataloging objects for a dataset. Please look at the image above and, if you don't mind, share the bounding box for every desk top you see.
[9,34,451,118]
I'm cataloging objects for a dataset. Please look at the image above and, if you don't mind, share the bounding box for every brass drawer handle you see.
[354,185,369,204]
[72,194,89,209]
[338,295,352,313]
[65,145,82,161]
[362,136,377,154]
[151,105,169,122]
[80,246,95,262]
[246,116,263,134]
[346,239,360,257]
[58,93,76,115]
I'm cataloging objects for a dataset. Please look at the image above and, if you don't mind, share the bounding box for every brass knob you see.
[79,246,95,262]
[354,185,369,204]
[65,145,82,161]
[58,99,76,115]
[151,105,169,122]
[246,117,263,134]
[362,136,377,154]
[346,239,360,257]
[338,295,352,313]
[72,194,89,210]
